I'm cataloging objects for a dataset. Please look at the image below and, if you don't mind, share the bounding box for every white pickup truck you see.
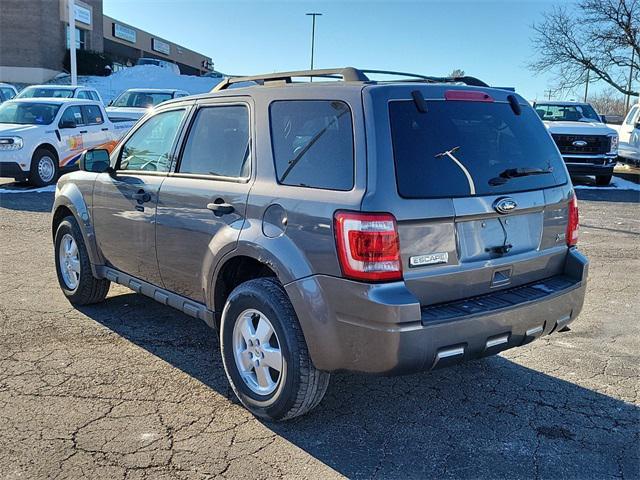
[106,88,189,120]
[534,101,618,185]
[0,98,134,186]
[606,103,640,164]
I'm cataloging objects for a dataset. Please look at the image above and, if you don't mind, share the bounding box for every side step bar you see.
[97,266,216,328]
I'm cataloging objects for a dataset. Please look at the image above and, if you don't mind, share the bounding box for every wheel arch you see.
[52,182,103,273]
[34,143,59,164]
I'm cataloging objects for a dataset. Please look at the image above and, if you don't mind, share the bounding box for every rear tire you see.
[54,216,110,305]
[596,174,612,186]
[220,278,330,421]
[30,148,58,187]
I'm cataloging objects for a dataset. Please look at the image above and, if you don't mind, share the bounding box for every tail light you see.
[566,195,579,246]
[334,211,402,282]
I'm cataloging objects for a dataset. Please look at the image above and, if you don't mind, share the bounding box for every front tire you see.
[54,216,110,305]
[30,148,58,187]
[220,278,330,421]
[596,174,612,186]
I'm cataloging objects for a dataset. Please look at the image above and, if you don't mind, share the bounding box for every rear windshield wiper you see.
[489,167,553,186]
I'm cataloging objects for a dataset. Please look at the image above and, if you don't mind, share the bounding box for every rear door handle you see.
[132,190,151,203]
[101,127,109,131]
[206,202,234,216]
[79,130,88,134]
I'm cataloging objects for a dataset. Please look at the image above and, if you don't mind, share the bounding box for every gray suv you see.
[52,68,588,421]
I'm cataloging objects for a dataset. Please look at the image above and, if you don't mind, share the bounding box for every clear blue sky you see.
[104,0,588,101]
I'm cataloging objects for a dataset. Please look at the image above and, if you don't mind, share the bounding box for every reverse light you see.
[566,195,579,247]
[0,136,23,151]
[608,133,619,155]
[334,211,402,282]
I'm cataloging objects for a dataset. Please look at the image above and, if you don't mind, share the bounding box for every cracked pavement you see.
[0,178,638,479]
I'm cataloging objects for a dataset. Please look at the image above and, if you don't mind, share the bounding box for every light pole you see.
[68,0,77,85]
[306,13,322,78]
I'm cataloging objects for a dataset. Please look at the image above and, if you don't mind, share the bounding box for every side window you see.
[119,109,186,172]
[178,105,250,177]
[1,88,16,100]
[269,100,354,190]
[59,106,85,127]
[626,106,639,125]
[174,92,188,98]
[82,105,104,125]
[76,90,91,99]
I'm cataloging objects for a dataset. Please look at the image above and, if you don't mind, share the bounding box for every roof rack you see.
[212,67,489,91]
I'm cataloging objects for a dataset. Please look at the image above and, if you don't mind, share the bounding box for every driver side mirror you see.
[79,149,111,173]
[59,119,77,129]
[108,100,113,106]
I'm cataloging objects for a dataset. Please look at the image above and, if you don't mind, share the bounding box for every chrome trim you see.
[526,325,544,336]
[486,334,509,348]
[436,346,464,359]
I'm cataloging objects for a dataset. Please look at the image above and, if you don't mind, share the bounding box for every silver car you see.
[52,68,588,421]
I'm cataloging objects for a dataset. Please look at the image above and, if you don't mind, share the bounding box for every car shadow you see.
[0,181,55,213]
[78,292,639,479]
[572,175,640,203]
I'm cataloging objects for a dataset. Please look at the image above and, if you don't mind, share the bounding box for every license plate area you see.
[456,212,543,262]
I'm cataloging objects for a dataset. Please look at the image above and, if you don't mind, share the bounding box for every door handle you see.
[132,190,151,204]
[101,127,109,131]
[79,130,88,134]
[206,201,234,216]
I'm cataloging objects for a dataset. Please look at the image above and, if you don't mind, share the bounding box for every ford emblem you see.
[572,140,588,147]
[494,197,517,214]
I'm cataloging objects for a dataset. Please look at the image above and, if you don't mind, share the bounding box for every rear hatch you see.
[362,85,574,306]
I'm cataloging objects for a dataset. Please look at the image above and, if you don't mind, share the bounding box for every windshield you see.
[111,91,173,108]
[16,87,74,99]
[389,100,568,198]
[0,102,60,125]
[535,103,601,122]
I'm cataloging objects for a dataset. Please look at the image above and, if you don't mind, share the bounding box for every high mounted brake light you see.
[444,90,494,102]
[334,211,402,282]
[566,195,579,247]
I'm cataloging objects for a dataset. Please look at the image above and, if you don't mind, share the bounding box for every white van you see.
[136,58,181,75]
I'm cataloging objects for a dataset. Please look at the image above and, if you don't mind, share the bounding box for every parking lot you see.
[0,176,638,479]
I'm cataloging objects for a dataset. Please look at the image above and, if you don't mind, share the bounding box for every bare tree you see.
[588,89,628,115]
[448,69,465,78]
[530,0,640,97]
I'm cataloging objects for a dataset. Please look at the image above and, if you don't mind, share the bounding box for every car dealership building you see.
[0,0,214,84]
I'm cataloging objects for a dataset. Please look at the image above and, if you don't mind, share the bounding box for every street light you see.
[306,13,322,78]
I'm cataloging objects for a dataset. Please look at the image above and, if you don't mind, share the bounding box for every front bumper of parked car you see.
[286,248,588,375]
[564,154,616,176]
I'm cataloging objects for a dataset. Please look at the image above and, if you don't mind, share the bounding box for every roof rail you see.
[212,67,369,91]
[211,67,489,91]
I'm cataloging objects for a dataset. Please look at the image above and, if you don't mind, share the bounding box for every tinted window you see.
[89,91,100,102]
[270,100,354,190]
[120,109,185,172]
[17,87,74,99]
[112,91,173,108]
[0,88,16,100]
[0,102,60,125]
[76,90,91,99]
[82,105,104,125]
[625,105,638,125]
[534,103,600,122]
[389,100,568,198]
[179,106,250,177]
[59,106,85,127]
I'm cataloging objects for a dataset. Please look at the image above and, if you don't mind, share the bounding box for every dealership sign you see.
[74,4,91,25]
[152,38,170,55]
[114,23,136,43]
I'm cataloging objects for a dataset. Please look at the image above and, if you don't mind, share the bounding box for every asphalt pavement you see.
[0,176,638,479]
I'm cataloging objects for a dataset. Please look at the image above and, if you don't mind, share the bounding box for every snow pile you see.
[574,175,640,191]
[73,65,223,103]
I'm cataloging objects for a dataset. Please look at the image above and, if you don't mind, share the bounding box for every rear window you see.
[389,100,568,198]
[270,100,354,191]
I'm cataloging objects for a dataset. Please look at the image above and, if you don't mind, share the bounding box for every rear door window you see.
[82,105,104,125]
[178,105,250,178]
[270,100,354,190]
[59,106,85,127]
[389,100,568,198]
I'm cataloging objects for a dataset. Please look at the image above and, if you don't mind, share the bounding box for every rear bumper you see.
[286,248,588,374]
